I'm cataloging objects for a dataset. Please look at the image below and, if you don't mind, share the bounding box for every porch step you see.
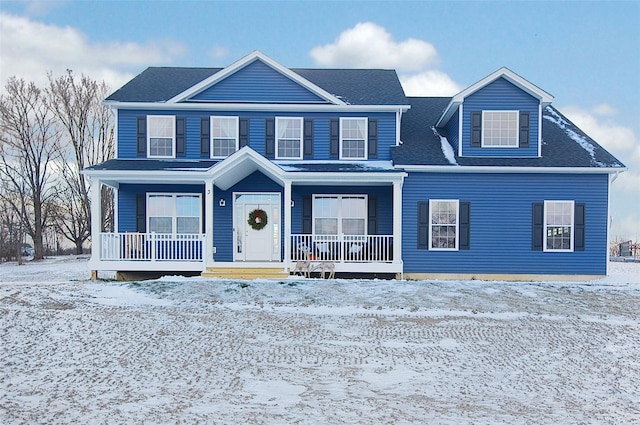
[201,267,289,280]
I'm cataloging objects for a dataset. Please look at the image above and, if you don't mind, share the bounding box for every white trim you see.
[275,117,304,160]
[210,116,239,159]
[396,165,626,174]
[147,192,202,236]
[428,199,460,251]
[481,110,519,148]
[113,108,119,159]
[232,191,281,262]
[339,117,368,160]
[147,115,176,159]
[538,104,543,157]
[311,194,368,236]
[167,51,347,105]
[543,200,574,252]
[436,67,554,128]
[606,175,612,274]
[458,104,463,157]
[103,101,410,114]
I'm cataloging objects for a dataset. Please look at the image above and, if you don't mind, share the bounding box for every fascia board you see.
[102,100,410,113]
[166,51,347,105]
[289,171,406,185]
[395,165,627,174]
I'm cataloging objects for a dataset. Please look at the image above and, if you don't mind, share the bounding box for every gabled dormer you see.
[436,67,553,158]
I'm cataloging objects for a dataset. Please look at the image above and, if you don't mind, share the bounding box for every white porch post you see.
[89,178,102,277]
[205,179,215,268]
[283,179,292,270]
[393,180,403,266]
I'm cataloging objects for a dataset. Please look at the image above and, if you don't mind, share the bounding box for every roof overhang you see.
[436,67,554,127]
[396,165,627,174]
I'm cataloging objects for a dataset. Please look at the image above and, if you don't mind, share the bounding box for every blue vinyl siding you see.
[117,110,396,161]
[443,107,459,153]
[118,183,205,232]
[462,78,539,157]
[190,60,326,103]
[402,172,609,275]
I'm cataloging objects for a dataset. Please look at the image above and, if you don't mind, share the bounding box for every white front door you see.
[234,193,281,262]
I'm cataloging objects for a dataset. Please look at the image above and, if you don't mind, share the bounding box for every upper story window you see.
[544,200,574,252]
[276,117,303,159]
[482,111,519,148]
[340,118,368,159]
[211,116,238,158]
[147,116,175,158]
[147,193,202,235]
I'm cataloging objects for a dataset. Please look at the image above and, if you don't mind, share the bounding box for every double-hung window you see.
[211,116,238,158]
[276,117,303,159]
[340,118,367,159]
[482,111,519,147]
[148,116,175,158]
[313,195,367,235]
[544,200,574,251]
[147,194,202,235]
[429,200,459,250]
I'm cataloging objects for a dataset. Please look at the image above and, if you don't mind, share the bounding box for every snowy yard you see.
[1,257,639,424]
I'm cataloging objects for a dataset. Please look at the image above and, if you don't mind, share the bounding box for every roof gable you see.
[169,51,345,105]
[437,67,554,127]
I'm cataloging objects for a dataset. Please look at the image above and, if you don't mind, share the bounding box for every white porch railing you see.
[291,234,394,263]
[99,233,205,262]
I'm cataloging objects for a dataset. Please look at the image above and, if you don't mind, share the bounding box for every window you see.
[544,200,574,251]
[313,195,367,235]
[341,118,367,159]
[147,116,175,157]
[147,193,202,235]
[211,116,238,158]
[482,111,518,147]
[429,200,459,250]
[276,117,303,159]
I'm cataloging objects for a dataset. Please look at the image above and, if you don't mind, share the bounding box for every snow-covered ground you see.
[1,257,639,424]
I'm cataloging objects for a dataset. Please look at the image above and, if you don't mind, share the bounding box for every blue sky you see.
[1,0,639,239]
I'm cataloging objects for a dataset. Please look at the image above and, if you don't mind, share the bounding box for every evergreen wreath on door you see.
[247,208,268,231]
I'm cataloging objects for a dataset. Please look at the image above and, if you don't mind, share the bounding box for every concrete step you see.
[201,267,289,279]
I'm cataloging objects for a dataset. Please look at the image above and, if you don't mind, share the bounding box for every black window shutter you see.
[303,119,313,158]
[329,119,339,158]
[471,111,482,147]
[367,197,377,235]
[302,196,312,234]
[368,119,378,158]
[519,111,530,148]
[136,116,147,157]
[532,202,544,251]
[200,117,210,158]
[459,201,470,250]
[265,118,275,158]
[418,201,429,249]
[176,117,186,157]
[239,118,249,148]
[574,203,586,251]
[136,194,146,233]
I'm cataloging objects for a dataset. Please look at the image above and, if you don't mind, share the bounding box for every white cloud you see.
[209,45,230,62]
[0,13,187,92]
[400,70,463,97]
[591,103,617,116]
[310,22,438,71]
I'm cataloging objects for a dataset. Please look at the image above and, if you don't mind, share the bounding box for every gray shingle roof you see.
[393,98,625,169]
[106,67,407,106]
[86,159,218,171]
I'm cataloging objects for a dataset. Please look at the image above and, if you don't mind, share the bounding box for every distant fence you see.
[610,240,640,259]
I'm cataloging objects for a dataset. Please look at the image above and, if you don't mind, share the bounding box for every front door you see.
[234,193,281,261]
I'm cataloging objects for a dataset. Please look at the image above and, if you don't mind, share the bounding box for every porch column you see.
[393,180,403,265]
[284,179,292,270]
[89,178,102,278]
[205,179,215,268]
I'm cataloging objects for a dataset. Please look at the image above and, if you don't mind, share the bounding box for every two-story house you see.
[84,51,625,280]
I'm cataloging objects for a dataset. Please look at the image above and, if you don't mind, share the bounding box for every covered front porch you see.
[85,147,405,279]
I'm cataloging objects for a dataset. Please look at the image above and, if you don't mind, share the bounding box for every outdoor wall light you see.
[291,200,295,208]
[219,198,226,207]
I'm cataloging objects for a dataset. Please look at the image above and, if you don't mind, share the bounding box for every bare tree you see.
[0,77,61,260]
[47,70,115,253]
